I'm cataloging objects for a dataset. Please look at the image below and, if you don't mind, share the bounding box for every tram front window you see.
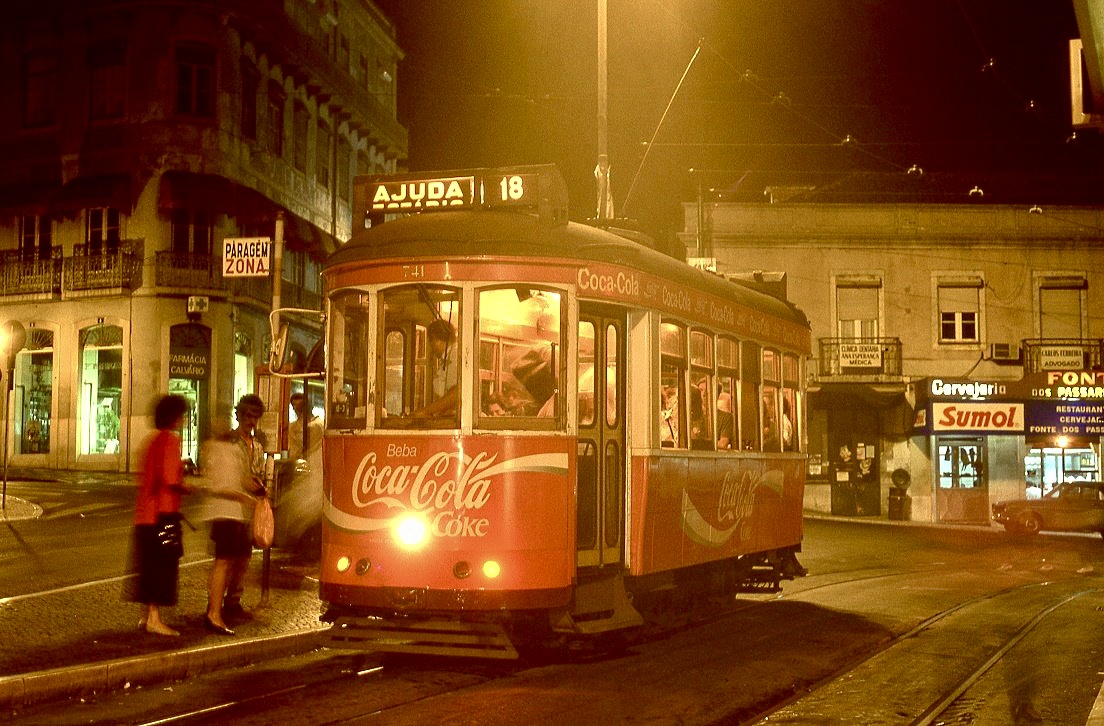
[378,285,461,428]
[477,286,562,427]
[328,290,369,429]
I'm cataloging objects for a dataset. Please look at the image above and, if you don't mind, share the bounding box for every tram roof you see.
[327,209,809,330]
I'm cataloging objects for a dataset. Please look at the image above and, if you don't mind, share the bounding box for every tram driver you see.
[414,319,458,417]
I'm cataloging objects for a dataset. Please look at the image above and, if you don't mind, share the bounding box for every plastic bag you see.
[252,496,274,549]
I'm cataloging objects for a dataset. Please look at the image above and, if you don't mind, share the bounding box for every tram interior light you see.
[394,514,430,549]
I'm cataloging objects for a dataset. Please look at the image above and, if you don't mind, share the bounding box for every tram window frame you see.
[716,337,739,451]
[376,284,462,429]
[689,329,714,451]
[475,285,564,431]
[782,353,801,452]
[762,349,782,452]
[327,289,370,430]
[578,320,597,428]
[659,321,686,448]
[740,341,761,451]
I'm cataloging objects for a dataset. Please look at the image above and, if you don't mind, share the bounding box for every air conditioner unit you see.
[989,342,1021,362]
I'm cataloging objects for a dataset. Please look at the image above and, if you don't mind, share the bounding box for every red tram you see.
[300,165,810,658]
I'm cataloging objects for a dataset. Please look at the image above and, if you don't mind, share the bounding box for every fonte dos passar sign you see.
[222,237,271,277]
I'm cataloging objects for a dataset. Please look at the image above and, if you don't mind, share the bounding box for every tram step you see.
[326,616,520,660]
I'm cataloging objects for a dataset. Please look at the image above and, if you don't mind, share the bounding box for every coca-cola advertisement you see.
[322,435,576,591]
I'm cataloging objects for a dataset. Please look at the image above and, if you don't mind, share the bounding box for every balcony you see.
[0,248,62,296]
[1022,339,1104,374]
[816,337,904,380]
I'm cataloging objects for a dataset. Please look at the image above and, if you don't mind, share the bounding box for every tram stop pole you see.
[258,212,285,608]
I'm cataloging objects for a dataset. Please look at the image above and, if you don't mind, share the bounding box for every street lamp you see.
[0,320,26,510]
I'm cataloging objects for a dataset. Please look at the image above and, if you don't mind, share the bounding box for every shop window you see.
[659,322,686,448]
[376,285,461,428]
[936,278,981,343]
[14,328,54,455]
[78,324,123,456]
[836,281,879,339]
[175,44,215,118]
[232,330,252,428]
[476,286,562,427]
[169,323,210,467]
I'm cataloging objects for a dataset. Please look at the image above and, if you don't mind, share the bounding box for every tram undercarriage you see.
[321,545,805,660]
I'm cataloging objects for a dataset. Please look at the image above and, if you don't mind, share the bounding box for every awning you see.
[809,382,908,410]
[50,174,133,217]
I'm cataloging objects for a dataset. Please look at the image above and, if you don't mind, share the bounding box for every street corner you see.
[0,497,42,522]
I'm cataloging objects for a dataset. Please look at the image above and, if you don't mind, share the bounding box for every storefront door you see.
[936,437,989,523]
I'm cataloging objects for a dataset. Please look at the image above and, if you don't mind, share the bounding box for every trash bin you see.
[888,488,911,521]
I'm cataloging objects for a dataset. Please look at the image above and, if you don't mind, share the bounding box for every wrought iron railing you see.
[817,337,904,378]
[0,248,62,295]
[64,240,143,292]
[154,251,227,291]
[1022,338,1104,373]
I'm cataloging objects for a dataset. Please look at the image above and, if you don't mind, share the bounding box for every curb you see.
[0,628,326,710]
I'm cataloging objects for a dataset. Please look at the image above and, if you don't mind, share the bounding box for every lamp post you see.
[0,320,26,510]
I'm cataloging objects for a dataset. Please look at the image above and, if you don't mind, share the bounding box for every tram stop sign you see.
[222,237,272,277]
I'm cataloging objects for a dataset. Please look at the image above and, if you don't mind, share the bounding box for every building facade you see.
[0,0,406,472]
[681,201,1104,524]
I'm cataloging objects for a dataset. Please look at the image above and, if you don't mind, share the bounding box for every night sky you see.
[372,1,1104,235]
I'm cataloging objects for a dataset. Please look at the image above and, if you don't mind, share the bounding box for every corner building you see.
[0,0,406,471]
[682,202,1104,524]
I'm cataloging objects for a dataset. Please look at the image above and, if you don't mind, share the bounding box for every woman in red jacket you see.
[128,394,191,636]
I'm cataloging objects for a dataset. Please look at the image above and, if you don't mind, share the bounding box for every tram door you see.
[576,305,625,568]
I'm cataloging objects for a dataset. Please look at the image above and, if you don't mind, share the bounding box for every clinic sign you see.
[222,237,271,277]
[839,342,882,368]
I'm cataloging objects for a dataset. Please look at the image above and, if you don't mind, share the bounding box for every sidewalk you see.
[0,468,328,711]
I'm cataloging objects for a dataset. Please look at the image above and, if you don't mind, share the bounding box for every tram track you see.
[749,578,1104,725]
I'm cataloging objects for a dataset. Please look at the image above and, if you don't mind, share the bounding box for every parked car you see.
[992,482,1104,538]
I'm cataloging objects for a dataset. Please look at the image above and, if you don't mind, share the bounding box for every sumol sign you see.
[222,237,271,277]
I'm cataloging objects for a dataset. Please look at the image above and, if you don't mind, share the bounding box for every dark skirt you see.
[210,519,252,558]
[123,519,182,606]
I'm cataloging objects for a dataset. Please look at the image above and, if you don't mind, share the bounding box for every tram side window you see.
[328,290,370,429]
[659,321,685,448]
[377,285,461,428]
[477,286,563,427]
[689,330,714,451]
[578,321,596,427]
[782,353,801,452]
[716,337,738,451]
[740,341,761,450]
[762,349,781,452]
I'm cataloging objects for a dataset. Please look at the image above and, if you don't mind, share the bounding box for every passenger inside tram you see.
[412,318,458,417]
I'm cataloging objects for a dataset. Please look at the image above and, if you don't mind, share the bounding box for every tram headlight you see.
[336,555,352,573]
[393,513,430,549]
[482,560,501,579]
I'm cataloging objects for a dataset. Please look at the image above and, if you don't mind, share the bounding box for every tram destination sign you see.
[222,237,271,277]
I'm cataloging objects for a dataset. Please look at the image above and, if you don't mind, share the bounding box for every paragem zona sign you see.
[222,237,271,277]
